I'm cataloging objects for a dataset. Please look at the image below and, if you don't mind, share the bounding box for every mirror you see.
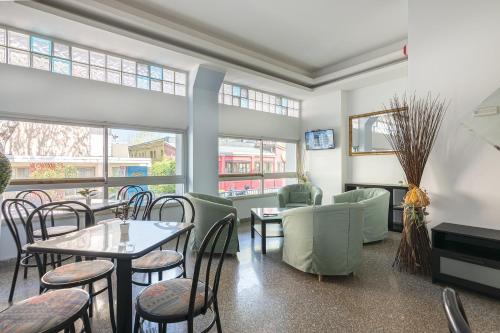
[349,109,401,156]
[462,88,500,151]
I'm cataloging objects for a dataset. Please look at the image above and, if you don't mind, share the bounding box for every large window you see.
[0,119,185,200]
[218,137,297,198]
[218,82,300,118]
[0,25,187,96]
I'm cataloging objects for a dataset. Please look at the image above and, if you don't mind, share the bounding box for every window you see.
[218,137,297,198]
[218,82,300,118]
[0,25,187,96]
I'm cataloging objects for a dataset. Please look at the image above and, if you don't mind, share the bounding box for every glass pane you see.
[294,100,300,109]
[282,98,288,107]
[163,81,174,94]
[137,76,149,89]
[232,97,240,106]
[248,89,256,100]
[263,103,270,112]
[32,54,50,71]
[52,58,71,75]
[224,95,232,105]
[106,55,121,70]
[122,59,136,74]
[108,184,183,201]
[256,101,263,111]
[108,128,181,176]
[256,91,263,102]
[270,104,276,113]
[0,28,5,46]
[151,79,162,92]
[8,49,30,67]
[150,66,162,79]
[72,63,89,78]
[90,51,105,67]
[218,137,261,174]
[223,83,232,95]
[219,180,262,198]
[263,178,298,194]
[53,43,70,59]
[232,85,241,97]
[163,69,174,82]
[31,36,51,55]
[262,140,297,173]
[0,46,5,63]
[175,84,186,96]
[175,72,186,84]
[8,31,29,50]
[270,95,276,105]
[137,63,149,76]
[90,66,105,81]
[71,46,89,63]
[276,105,282,115]
[0,120,104,180]
[122,73,136,87]
[241,98,249,108]
[249,99,256,109]
[241,88,248,98]
[263,94,270,103]
[106,70,121,84]
[4,188,104,203]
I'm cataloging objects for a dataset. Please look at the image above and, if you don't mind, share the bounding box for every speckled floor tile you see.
[1,222,500,333]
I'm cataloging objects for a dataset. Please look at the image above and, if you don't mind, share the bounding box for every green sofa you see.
[333,188,390,243]
[185,193,239,254]
[281,203,363,278]
[277,183,323,208]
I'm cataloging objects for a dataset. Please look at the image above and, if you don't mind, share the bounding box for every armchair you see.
[278,183,323,208]
[333,188,390,243]
[185,193,239,254]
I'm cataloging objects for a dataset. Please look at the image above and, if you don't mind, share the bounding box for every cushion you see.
[289,192,310,204]
[136,278,213,322]
[33,225,78,238]
[41,260,114,286]
[132,250,183,271]
[0,289,89,333]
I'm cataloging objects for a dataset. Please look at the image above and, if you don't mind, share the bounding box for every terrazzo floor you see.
[1,222,500,333]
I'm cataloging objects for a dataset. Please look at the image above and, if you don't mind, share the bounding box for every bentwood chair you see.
[113,185,144,217]
[442,287,472,333]
[15,189,52,206]
[27,201,117,333]
[0,289,92,333]
[131,195,195,286]
[134,213,236,333]
[125,191,153,220]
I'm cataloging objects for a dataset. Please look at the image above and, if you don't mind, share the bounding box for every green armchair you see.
[333,188,390,243]
[277,183,323,208]
[281,203,363,279]
[185,193,239,254]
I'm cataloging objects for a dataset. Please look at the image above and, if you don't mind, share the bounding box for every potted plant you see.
[77,188,98,205]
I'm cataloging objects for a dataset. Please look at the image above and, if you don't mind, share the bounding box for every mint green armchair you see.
[185,193,239,254]
[333,188,390,243]
[282,204,363,278]
[278,183,323,208]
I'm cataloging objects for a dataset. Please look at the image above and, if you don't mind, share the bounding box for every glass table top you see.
[27,219,194,259]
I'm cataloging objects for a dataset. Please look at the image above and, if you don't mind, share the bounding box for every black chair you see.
[27,201,116,333]
[131,195,195,286]
[442,287,472,333]
[134,213,236,333]
[15,189,52,206]
[125,191,153,220]
[113,185,144,218]
[0,289,92,333]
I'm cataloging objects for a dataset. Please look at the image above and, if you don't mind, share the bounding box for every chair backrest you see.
[442,287,472,333]
[126,191,153,220]
[15,189,52,206]
[26,201,93,242]
[1,198,37,254]
[189,213,235,316]
[146,195,195,223]
[116,185,144,201]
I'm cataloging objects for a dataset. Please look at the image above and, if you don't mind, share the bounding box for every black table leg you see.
[116,258,132,333]
[85,211,92,227]
[251,212,255,239]
[261,220,266,254]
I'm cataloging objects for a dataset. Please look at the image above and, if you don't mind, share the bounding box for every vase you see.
[0,151,12,194]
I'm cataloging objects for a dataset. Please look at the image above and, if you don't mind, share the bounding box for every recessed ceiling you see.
[117,0,408,73]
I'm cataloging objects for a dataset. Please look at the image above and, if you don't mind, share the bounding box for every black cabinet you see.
[432,223,500,298]
[344,182,408,232]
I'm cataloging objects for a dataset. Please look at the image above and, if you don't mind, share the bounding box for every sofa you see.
[333,188,390,243]
[185,192,239,254]
[277,183,323,208]
[281,203,363,279]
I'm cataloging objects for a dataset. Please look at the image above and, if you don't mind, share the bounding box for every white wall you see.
[409,0,500,229]
[346,77,407,184]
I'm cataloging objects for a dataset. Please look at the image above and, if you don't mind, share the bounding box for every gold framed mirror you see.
[349,108,403,156]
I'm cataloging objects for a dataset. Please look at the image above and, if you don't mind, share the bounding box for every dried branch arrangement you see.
[385,93,447,275]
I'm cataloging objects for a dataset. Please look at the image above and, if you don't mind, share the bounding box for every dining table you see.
[27,218,195,333]
[66,198,126,227]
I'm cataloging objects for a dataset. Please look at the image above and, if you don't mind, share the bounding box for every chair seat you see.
[0,289,89,333]
[136,278,213,322]
[41,260,114,286]
[132,250,183,271]
[33,225,78,238]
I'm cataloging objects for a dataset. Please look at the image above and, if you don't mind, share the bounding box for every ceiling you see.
[117,0,408,74]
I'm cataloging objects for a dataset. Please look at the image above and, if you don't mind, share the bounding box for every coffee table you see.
[250,207,289,254]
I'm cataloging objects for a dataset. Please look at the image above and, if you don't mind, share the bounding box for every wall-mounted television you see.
[305,129,335,150]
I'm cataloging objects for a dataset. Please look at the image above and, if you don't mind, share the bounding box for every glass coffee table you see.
[250,207,289,254]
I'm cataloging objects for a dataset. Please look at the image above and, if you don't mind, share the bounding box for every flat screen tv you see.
[305,129,335,150]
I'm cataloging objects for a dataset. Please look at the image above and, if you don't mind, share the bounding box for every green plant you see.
[77,188,98,198]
